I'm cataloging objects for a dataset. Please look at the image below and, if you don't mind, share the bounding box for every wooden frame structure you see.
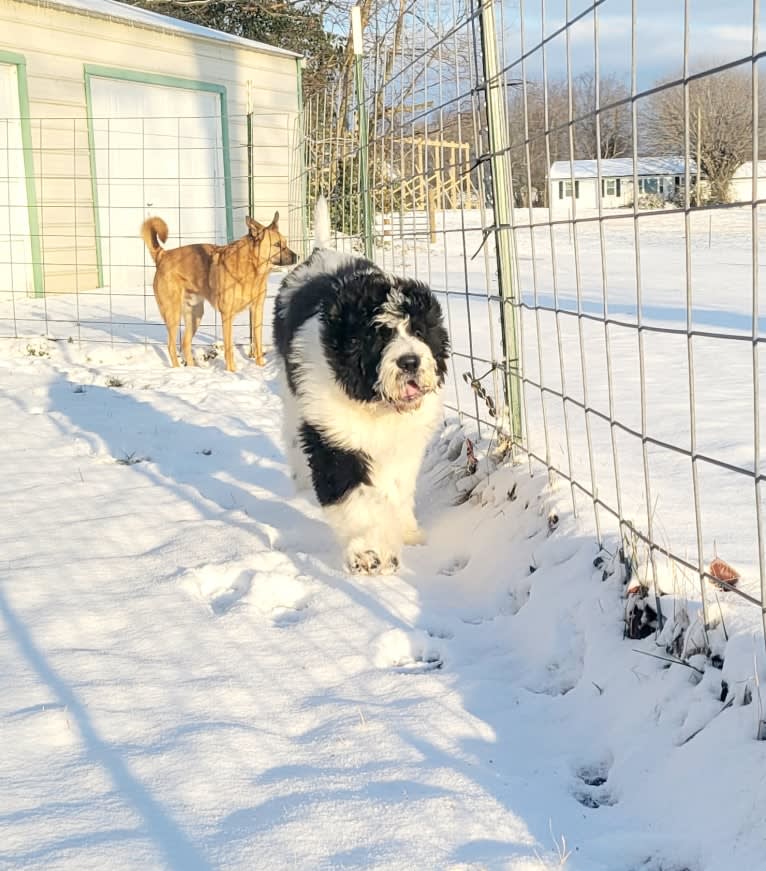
[307,133,480,216]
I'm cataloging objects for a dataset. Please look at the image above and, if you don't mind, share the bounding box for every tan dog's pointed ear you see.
[270,211,280,229]
[246,216,264,235]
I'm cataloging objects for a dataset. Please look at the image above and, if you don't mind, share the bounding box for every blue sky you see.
[499,0,762,88]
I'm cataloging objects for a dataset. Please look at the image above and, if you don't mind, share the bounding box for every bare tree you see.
[643,67,758,203]
[571,73,631,160]
[504,73,630,207]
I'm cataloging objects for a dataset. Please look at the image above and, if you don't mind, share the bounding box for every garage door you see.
[0,62,34,296]
[88,75,229,289]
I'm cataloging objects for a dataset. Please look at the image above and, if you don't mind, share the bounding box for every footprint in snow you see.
[183,553,313,624]
[210,572,253,615]
[374,628,444,674]
[183,565,253,615]
[438,555,469,576]
[426,626,454,640]
[572,759,617,809]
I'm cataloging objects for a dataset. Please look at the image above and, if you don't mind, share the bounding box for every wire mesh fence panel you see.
[294,0,507,442]
[0,111,295,357]
[503,0,766,642]
[297,0,766,650]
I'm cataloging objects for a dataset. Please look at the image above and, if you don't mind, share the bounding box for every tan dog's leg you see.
[249,275,268,366]
[222,312,236,372]
[181,299,204,367]
[166,325,180,367]
[154,283,181,367]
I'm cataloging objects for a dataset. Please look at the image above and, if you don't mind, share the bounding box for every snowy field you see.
[2,207,766,870]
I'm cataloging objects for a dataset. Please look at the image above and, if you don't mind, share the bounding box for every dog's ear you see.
[270,211,280,229]
[246,216,264,233]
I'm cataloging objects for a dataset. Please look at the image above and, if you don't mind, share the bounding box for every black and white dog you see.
[273,197,450,574]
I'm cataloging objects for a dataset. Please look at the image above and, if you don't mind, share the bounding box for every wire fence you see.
[0,111,296,352]
[1,2,765,662]
[294,0,766,658]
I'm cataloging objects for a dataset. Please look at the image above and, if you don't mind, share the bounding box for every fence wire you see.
[294,0,766,650]
[0,111,296,352]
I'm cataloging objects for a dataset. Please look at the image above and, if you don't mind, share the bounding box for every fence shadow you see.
[0,585,213,871]
[44,373,328,555]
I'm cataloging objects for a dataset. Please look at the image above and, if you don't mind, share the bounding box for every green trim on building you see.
[295,57,308,258]
[82,70,104,287]
[84,65,235,284]
[0,50,44,297]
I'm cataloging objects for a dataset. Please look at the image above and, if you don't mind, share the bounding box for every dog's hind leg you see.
[181,296,204,366]
[155,286,181,367]
[249,276,268,366]
[393,475,427,547]
[222,312,237,372]
[375,447,427,546]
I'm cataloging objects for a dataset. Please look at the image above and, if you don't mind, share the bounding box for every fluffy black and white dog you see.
[273,197,450,575]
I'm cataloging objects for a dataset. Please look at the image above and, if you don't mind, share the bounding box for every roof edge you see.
[18,0,302,59]
[548,157,697,180]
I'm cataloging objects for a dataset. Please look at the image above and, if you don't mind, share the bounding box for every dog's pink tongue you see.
[404,381,421,400]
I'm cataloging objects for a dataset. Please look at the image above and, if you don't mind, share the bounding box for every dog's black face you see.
[322,267,450,406]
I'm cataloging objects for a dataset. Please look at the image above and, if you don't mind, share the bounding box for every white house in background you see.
[0,0,299,296]
[729,162,766,202]
[548,157,698,217]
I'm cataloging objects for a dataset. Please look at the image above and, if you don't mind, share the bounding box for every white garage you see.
[0,0,300,298]
[88,70,230,289]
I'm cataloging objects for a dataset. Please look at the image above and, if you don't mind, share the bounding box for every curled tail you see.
[141,216,169,263]
[313,195,331,249]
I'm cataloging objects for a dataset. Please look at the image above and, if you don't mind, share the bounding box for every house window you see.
[674,174,698,190]
[558,180,580,199]
[601,178,621,197]
[639,177,665,195]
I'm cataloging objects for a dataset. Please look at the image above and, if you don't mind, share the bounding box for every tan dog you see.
[141,214,297,372]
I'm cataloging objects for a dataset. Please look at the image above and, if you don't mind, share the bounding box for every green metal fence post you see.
[477,0,523,443]
[352,6,374,260]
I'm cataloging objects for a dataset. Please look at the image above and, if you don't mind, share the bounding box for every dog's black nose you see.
[397,353,420,373]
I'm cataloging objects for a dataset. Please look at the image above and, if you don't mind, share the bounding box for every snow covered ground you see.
[2,206,766,870]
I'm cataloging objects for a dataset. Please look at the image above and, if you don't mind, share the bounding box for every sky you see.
[367,1,762,122]
[499,0,763,89]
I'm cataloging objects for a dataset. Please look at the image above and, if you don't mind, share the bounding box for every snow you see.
[3,207,766,870]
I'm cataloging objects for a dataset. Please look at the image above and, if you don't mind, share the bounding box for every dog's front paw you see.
[347,549,400,576]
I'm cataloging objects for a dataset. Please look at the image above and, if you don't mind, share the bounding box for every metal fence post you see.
[352,5,374,260]
[477,0,522,443]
